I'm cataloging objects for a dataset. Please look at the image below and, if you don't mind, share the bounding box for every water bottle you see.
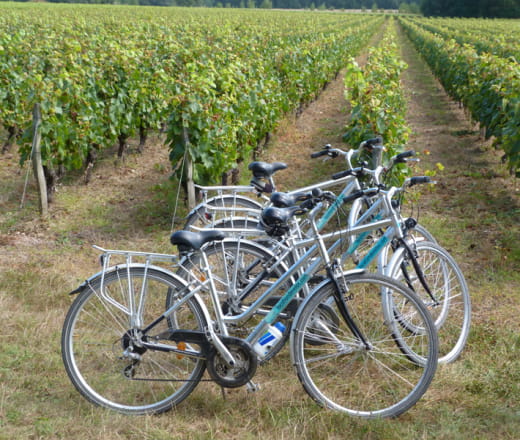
[253,322,286,358]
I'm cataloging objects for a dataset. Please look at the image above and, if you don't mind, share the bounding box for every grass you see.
[1,22,520,440]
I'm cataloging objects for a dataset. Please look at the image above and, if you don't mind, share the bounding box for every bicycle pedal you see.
[246,380,261,392]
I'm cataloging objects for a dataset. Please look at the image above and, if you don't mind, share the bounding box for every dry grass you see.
[1,22,519,440]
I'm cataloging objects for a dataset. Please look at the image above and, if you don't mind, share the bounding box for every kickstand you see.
[220,386,227,401]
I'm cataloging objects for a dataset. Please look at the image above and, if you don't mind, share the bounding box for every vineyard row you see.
[0,4,383,196]
[405,16,520,63]
[343,18,412,185]
[399,16,520,175]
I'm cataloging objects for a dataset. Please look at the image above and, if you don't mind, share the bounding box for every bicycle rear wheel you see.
[62,267,207,414]
[385,240,471,363]
[184,195,262,231]
[179,240,292,362]
[291,272,438,418]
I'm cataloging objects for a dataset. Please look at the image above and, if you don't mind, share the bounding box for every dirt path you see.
[263,20,519,277]
[395,24,519,273]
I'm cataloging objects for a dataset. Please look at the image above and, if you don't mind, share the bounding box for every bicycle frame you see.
[213,184,401,346]
[217,182,428,338]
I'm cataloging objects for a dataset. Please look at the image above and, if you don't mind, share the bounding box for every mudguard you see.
[68,263,189,295]
[186,194,264,219]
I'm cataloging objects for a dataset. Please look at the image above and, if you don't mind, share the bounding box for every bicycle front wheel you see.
[291,272,438,418]
[62,267,207,415]
[385,240,471,363]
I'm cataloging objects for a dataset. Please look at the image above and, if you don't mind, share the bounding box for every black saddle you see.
[171,230,226,255]
[248,161,287,179]
[259,206,305,237]
[270,191,311,208]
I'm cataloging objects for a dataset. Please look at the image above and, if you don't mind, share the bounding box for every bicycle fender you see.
[68,263,189,295]
[186,201,206,218]
[382,236,425,278]
[186,201,207,218]
[306,269,367,295]
[186,195,264,218]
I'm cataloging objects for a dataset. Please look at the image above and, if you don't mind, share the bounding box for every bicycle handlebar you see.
[310,144,358,160]
[310,149,330,159]
[407,176,433,187]
[311,150,329,159]
[332,169,355,180]
[392,150,416,164]
[359,136,383,149]
[342,188,380,205]
[332,164,384,183]
[342,175,434,205]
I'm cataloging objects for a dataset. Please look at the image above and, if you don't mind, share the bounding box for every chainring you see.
[206,337,257,388]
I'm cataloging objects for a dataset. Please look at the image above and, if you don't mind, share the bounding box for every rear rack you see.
[91,245,180,325]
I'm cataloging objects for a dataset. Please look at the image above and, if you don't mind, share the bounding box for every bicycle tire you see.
[290,272,438,418]
[62,267,207,415]
[385,240,471,363]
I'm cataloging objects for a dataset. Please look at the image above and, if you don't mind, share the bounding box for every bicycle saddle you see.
[171,230,226,254]
[270,191,311,208]
[259,206,304,237]
[248,161,288,179]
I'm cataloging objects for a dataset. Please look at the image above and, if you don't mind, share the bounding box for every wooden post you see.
[31,104,48,217]
[183,127,196,210]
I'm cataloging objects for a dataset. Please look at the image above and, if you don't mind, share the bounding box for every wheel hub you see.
[121,329,147,356]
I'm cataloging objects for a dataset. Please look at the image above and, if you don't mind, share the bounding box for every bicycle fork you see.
[397,238,439,307]
[326,261,373,351]
[312,209,373,351]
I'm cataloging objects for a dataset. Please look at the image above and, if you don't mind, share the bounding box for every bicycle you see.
[185,167,470,364]
[181,140,468,366]
[62,188,438,417]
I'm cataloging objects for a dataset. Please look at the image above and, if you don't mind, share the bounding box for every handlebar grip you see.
[409,176,432,186]
[393,150,415,164]
[342,190,365,204]
[360,136,383,149]
[394,150,415,163]
[311,150,329,159]
[332,169,353,180]
[342,187,380,204]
